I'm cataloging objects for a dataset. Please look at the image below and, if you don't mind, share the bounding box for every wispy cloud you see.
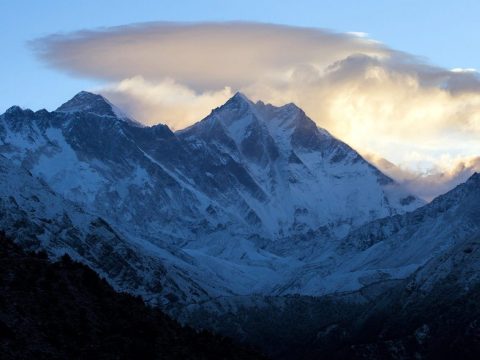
[365,153,480,200]
[31,22,480,199]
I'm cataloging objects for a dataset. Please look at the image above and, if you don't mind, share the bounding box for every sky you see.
[1,0,480,199]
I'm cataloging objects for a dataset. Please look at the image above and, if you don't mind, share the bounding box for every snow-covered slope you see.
[276,172,480,296]
[0,91,425,307]
[0,154,254,306]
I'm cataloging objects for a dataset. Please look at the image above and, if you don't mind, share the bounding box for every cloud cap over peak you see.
[31,21,480,199]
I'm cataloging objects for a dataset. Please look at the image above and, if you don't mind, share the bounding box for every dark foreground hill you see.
[0,232,265,360]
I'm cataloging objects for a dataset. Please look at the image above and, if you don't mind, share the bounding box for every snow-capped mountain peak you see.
[215,91,260,124]
[55,91,137,124]
[230,91,253,104]
[193,93,331,154]
[56,91,114,115]
[176,92,423,238]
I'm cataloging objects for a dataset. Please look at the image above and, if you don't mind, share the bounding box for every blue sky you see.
[1,0,479,111]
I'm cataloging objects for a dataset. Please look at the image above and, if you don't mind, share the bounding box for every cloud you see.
[347,32,370,38]
[32,22,387,90]
[100,76,233,128]
[32,22,480,199]
[365,153,480,200]
[451,68,478,73]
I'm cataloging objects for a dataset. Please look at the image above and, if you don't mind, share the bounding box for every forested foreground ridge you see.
[0,232,265,360]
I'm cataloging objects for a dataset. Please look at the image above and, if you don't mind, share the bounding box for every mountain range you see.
[1,91,479,358]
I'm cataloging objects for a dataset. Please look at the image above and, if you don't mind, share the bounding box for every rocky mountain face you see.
[1,91,479,359]
[179,93,421,237]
